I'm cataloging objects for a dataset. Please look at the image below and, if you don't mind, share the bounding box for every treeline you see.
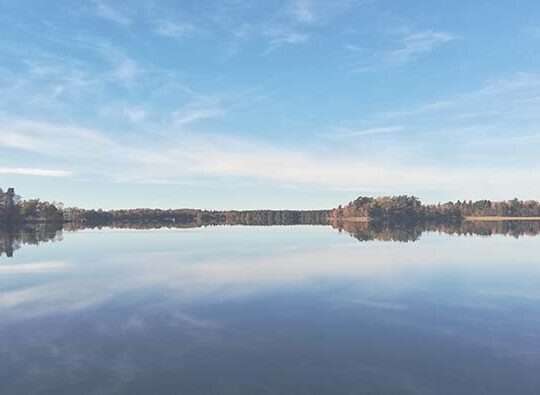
[331,195,540,222]
[5,187,540,228]
[63,207,329,227]
[2,187,329,228]
[220,210,329,225]
[0,188,64,225]
[437,198,540,217]
[331,196,460,222]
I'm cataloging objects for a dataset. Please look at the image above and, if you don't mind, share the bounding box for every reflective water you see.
[1,225,540,394]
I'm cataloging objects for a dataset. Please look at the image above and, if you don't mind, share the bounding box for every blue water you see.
[1,226,540,394]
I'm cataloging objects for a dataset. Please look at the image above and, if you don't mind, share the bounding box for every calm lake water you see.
[1,225,540,394]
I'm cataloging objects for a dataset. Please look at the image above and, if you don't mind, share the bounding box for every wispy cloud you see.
[378,72,540,121]
[123,107,147,122]
[351,29,457,71]
[171,102,224,127]
[349,72,540,168]
[390,30,456,64]
[322,126,404,139]
[94,0,133,26]
[109,56,141,87]
[0,167,72,177]
[264,26,310,45]
[262,26,310,54]
[0,118,114,159]
[1,77,539,192]
[379,100,453,119]
[1,1,538,204]
[154,20,194,39]
[287,0,361,25]
[262,0,361,53]
[290,0,316,23]
[3,112,540,201]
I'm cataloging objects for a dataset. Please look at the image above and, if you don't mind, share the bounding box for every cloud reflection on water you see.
[1,227,539,323]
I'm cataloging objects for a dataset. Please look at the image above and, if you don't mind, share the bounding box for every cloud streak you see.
[351,29,457,71]
[94,0,133,25]
[154,20,194,39]
[290,0,316,23]
[2,112,540,201]
[322,126,404,139]
[0,167,72,177]
[389,30,456,64]
[263,26,310,54]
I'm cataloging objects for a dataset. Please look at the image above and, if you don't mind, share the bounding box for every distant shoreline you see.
[339,215,540,222]
[334,217,370,222]
[5,188,540,227]
[335,216,540,222]
[464,216,540,221]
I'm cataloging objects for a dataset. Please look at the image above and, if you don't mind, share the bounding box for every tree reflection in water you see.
[2,219,540,257]
[0,223,63,257]
[331,219,540,242]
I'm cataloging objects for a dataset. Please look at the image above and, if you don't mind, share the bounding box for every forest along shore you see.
[329,196,540,223]
[4,187,540,228]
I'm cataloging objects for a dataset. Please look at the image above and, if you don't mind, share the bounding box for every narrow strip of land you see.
[337,216,540,222]
[5,188,540,227]
[464,216,540,221]
[333,217,370,222]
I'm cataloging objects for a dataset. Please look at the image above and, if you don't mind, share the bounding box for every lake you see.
[1,224,540,394]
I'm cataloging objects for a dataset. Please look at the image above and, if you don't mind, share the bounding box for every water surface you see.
[1,225,540,394]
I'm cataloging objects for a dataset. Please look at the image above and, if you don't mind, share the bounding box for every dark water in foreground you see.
[1,225,540,394]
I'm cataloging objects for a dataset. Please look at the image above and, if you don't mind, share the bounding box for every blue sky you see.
[0,0,539,209]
